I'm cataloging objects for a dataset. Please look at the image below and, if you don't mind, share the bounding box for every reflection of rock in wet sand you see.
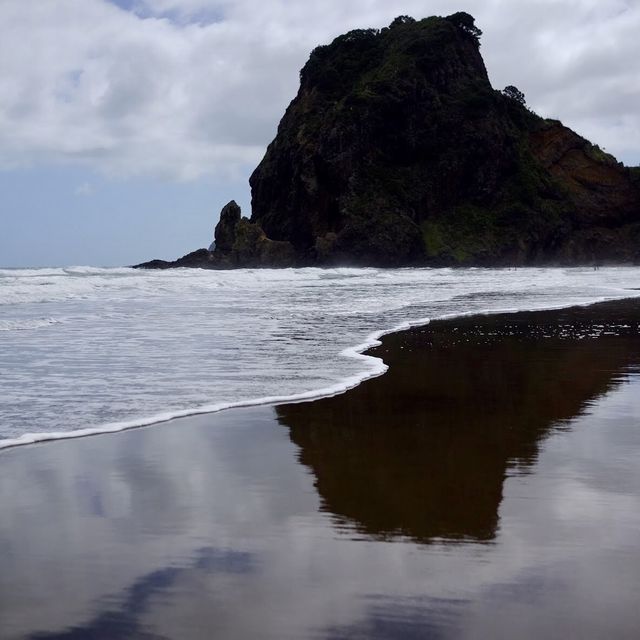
[277,301,640,543]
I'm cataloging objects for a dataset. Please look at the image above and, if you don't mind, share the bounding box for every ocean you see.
[2,265,640,448]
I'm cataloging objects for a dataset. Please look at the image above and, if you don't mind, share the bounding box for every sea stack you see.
[136,13,640,269]
[248,13,640,266]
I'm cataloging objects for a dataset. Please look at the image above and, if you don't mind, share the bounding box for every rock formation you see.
[135,13,640,269]
[135,201,295,269]
[213,200,242,253]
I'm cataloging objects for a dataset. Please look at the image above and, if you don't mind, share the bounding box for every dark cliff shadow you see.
[276,300,640,544]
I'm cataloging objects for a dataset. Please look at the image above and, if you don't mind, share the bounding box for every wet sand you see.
[2,299,640,639]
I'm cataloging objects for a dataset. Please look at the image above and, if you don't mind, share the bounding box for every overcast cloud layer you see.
[0,0,638,180]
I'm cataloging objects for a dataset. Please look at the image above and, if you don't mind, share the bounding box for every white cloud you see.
[74,181,94,196]
[0,0,638,181]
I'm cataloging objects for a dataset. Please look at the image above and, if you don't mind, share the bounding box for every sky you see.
[1,0,639,267]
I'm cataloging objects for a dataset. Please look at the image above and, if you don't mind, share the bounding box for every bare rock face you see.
[214,200,242,252]
[529,121,640,226]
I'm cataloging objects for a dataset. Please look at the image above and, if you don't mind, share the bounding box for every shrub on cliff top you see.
[445,12,482,43]
[503,85,526,106]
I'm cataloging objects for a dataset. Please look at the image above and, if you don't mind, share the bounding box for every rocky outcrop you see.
[213,200,242,252]
[247,13,640,266]
[134,202,295,269]
[225,216,296,267]
[137,13,640,269]
[134,249,216,270]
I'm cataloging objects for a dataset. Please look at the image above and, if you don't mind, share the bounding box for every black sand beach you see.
[2,299,640,639]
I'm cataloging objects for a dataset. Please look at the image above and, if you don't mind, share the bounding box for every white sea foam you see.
[1,266,640,450]
[0,317,62,331]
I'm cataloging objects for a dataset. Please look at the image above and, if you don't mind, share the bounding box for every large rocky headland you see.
[136,13,640,269]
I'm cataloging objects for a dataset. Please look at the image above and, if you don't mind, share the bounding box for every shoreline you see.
[2,292,640,453]
[3,297,640,639]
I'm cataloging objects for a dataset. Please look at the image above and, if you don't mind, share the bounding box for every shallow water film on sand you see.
[2,266,640,447]
[1,301,640,639]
